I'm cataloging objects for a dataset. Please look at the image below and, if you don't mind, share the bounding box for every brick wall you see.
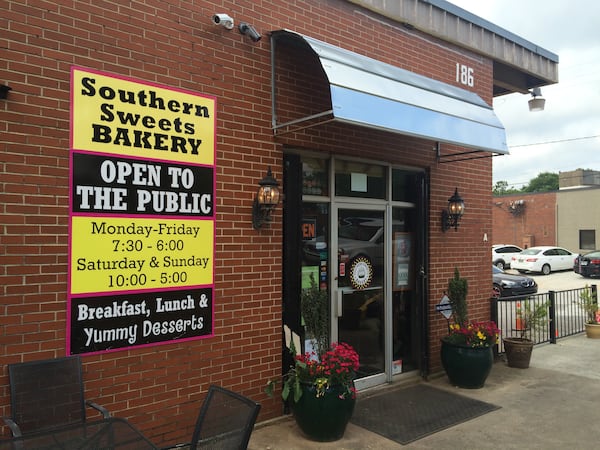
[1,0,495,445]
[492,192,557,249]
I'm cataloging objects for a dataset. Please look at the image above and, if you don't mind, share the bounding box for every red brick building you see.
[492,191,557,249]
[1,0,557,446]
[492,170,600,254]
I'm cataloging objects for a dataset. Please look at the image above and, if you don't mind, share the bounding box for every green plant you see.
[445,321,500,348]
[448,267,468,327]
[513,299,549,340]
[301,273,329,357]
[578,285,600,324]
[444,267,500,348]
[266,342,359,403]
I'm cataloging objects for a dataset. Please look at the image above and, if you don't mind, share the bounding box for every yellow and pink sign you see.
[68,67,216,355]
[71,68,214,166]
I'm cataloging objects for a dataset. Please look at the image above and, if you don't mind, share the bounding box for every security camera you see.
[239,22,262,42]
[212,14,234,30]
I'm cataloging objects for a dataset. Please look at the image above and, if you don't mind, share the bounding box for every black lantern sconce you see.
[441,188,465,232]
[252,167,280,229]
[0,84,12,100]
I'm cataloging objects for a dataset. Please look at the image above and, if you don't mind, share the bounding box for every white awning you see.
[271,30,508,157]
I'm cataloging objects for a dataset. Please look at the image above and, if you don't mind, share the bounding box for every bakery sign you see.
[68,67,216,355]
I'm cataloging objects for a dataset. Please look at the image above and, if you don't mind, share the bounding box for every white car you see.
[492,244,523,270]
[511,246,579,275]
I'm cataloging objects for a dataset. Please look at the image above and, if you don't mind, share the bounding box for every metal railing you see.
[490,285,597,352]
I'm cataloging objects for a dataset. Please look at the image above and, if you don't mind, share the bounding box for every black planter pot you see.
[503,337,534,368]
[440,339,494,388]
[291,382,356,442]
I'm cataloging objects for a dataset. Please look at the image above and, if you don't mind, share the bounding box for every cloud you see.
[448,1,600,188]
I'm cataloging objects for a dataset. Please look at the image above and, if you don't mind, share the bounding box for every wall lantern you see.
[528,87,545,112]
[0,84,12,100]
[252,167,280,229]
[441,188,465,232]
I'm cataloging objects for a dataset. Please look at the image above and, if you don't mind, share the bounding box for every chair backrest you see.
[8,356,87,434]
[190,385,261,450]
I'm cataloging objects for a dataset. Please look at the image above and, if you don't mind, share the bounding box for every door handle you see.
[337,289,343,318]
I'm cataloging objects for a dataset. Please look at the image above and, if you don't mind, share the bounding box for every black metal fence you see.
[490,285,598,352]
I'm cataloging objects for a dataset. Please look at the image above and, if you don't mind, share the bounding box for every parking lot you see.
[504,268,597,292]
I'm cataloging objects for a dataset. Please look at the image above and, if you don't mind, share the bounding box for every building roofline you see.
[347,0,559,95]
[428,0,558,62]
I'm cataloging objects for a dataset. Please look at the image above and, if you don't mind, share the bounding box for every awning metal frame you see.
[435,142,502,164]
[271,30,508,160]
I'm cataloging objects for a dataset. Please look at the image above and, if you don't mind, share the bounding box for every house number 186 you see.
[456,63,474,87]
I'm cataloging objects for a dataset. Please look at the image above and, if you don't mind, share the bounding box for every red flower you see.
[293,342,360,399]
[446,321,500,348]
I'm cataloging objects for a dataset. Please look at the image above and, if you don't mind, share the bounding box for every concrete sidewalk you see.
[248,334,600,449]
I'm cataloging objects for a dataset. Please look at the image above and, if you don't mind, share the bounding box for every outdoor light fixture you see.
[441,188,465,232]
[528,87,545,112]
[0,84,11,100]
[239,22,261,42]
[252,167,280,229]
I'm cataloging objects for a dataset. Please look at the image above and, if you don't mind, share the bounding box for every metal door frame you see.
[331,201,390,391]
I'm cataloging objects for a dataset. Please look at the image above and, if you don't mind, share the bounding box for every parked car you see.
[303,218,385,268]
[492,244,523,270]
[511,246,578,275]
[337,219,385,269]
[303,218,403,269]
[574,251,600,278]
[492,265,538,297]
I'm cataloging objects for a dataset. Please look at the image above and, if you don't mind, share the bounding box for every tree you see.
[521,172,558,193]
[493,172,559,195]
[493,180,520,195]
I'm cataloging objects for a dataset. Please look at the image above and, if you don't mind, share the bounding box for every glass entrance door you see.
[334,208,386,383]
[295,157,425,389]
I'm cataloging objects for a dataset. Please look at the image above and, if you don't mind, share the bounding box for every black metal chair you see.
[187,385,261,450]
[2,355,110,437]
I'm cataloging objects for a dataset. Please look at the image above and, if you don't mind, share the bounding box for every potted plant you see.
[440,268,500,388]
[448,267,469,327]
[266,342,359,442]
[578,285,600,338]
[300,273,329,356]
[503,299,548,368]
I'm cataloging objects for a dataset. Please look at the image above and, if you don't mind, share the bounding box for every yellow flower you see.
[315,377,329,398]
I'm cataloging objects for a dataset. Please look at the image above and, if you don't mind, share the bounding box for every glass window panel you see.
[392,169,419,202]
[302,158,329,196]
[580,230,596,250]
[335,161,386,199]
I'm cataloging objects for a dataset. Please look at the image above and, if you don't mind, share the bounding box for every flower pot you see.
[291,382,356,442]
[440,339,494,389]
[584,323,600,339]
[503,337,534,368]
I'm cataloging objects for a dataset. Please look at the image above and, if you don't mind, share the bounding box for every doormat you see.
[351,384,500,444]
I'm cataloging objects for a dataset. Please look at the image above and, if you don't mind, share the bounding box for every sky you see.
[447,0,600,189]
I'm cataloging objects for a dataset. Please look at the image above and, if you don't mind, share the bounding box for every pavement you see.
[248,333,600,449]
[508,268,593,293]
